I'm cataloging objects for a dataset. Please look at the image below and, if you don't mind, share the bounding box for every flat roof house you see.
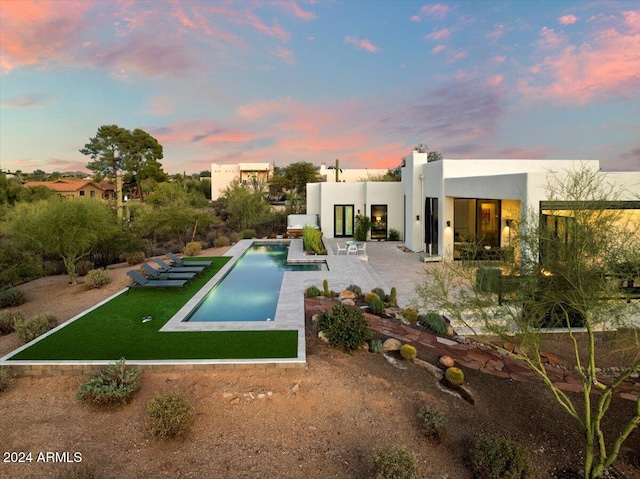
[211,163,274,200]
[307,151,640,258]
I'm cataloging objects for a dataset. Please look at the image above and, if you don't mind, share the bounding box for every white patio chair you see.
[336,243,347,255]
[346,243,358,255]
[357,242,367,255]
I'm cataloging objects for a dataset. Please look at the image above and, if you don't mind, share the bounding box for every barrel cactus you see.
[400,344,417,360]
[445,367,465,386]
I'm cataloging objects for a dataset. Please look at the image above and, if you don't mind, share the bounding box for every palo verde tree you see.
[219,179,273,231]
[413,166,640,478]
[4,197,117,284]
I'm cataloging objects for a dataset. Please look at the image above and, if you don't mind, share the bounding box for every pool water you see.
[185,243,327,322]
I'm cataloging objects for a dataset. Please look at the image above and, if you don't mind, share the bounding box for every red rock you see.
[553,382,584,393]
[485,359,504,371]
[540,351,561,365]
[620,393,639,402]
[481,367,511,379]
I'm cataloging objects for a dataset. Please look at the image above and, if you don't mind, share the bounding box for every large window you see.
[334,205,354,237]
[454,199,501,247]
[370,205,387,240]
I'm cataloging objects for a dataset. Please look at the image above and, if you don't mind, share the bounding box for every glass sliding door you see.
[370,205,387,240]
[334,205,354,237]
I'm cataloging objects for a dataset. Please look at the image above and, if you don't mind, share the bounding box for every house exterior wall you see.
[210,163,273,200]
[318,163,388,182]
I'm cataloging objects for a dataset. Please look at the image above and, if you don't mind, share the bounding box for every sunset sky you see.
[1,0,639,175]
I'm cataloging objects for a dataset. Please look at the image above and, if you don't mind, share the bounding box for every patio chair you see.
[346,243,358,255]
[167,252,212,267]
[141,263,196,281]
[357,242,367,255]
[126,270,187,291]
[153,258,204,273]
[336,243,347,255]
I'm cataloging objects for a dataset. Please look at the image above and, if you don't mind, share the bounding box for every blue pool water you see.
[185,243,327,322]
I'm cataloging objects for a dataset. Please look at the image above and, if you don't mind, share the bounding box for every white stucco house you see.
[307,151,640,258]
[211,163,274,200]
[318,162,389,183]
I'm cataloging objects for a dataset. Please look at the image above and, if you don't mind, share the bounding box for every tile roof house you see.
[23,179,104,200]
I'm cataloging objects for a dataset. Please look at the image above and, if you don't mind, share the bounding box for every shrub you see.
[85,269,110,289]
[125,251,146,266]
[445,367,465,386]
[14,313,58,343]
[76,358,141,407]
[402,307,418,323]
[146,392,195,439]
[318,304,372,352]
[354,214,371,242]
[400,344,417,360]
[417,405,446,442]
[389,287,398,307]
[370,339,384,353]
[370,445,418,479]
[470,435,534,479]
[240,229,256,240]
[0,311,23,334]
[75,260,94,277]
[0,288,27,309]
[365,293,385,315]
[303,226,326,254]
[305,285,321,298]
[420,312,447,335]
[346,284,362,296]
[183,241,202,256]
[229,231,241,243]
[214,235,230,247]
[0,366,12,393]
[388,228,400,241]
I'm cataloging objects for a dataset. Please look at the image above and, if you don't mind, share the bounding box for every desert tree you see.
[219,179,273,231]
[4,197,117,284]
[413,166,640,478]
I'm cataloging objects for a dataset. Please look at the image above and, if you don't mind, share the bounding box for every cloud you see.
[432,45,445,54]
[450,50,468,61]
[492,55,507,64]
[521,18,640,104]
[537,27,565,49]
[410,15,421,22]
[425,28,450,41]
[0,0,92,74]
[345,36,381,53]
[270,47,295,64]
[420,4,451,20]
[1,94,53,109]
[236,98,293,119]
[487,24,505,40]
[558,14,578,25]
[623,10,640,31]
[615,147,640,171]
[277,1,316,21]
[148,96,173,116]
[487,75,503,87]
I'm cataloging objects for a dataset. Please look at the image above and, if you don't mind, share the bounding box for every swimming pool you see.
[185,243,327,322]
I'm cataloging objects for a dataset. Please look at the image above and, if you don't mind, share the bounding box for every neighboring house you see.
[99,180,117,200]
[23,179,104,200]
[307,151,640,257]
[211,163,274,200]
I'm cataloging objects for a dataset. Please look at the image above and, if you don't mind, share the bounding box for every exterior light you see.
[416,215,420,221]
[446,220,451,228]
[505,219,512,227]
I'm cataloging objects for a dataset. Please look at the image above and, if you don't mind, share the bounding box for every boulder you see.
[414,358,444,380]
[341,298,356,306]
[439,355,455,368]
[339,290,358,300]
[383,338,402,351]
[318,331,329,343]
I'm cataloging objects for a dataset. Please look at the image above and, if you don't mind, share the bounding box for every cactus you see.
[370,339,384,353]
[403,307,418,323]
[445,367,465,386]
[389,287,398,307]
[323,279,330,296]
[372,287,386,302]
[365,292,385,314]
[400,344,417,360]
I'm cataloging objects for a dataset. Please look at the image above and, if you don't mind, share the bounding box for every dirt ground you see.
[1,249,639,479]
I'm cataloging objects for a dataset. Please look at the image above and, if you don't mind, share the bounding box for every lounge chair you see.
[141,263,196,281]
[167,252,212,267]
[153,258,204,273]
[126,270,187,291]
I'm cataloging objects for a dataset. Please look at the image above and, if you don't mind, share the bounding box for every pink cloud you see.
[521,20,640,104]
[148,96,173,116]
[245,11,290,41]
[345,36,380,53]
[277,1,316,21]
[152,119,262,147]
[492,55,507,64]
[432,45,445,54]
[270,47,295,64]
[410,15,421,22]
[537,27,565,49]
[623,10,640,31]
[1,94,53,109]
[237,98,293,119]
[425,28,450,41]
[558,14,577,25]
[0,0,92,74]
[450,51,468,61]
[487,75,503,87]
[487,24,505,40]
[420,4,451,20]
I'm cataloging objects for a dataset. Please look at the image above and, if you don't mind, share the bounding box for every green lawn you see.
[9,257,299,361]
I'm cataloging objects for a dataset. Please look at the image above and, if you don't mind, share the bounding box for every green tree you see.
[4,198,117,283]
[123,128,166,201]
[220,180,272,231]
[414,166,640,478]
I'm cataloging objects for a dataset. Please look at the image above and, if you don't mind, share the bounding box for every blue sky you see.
[1,0,639,175]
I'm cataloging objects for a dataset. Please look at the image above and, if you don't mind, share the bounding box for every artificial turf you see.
[8,257,299,361]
